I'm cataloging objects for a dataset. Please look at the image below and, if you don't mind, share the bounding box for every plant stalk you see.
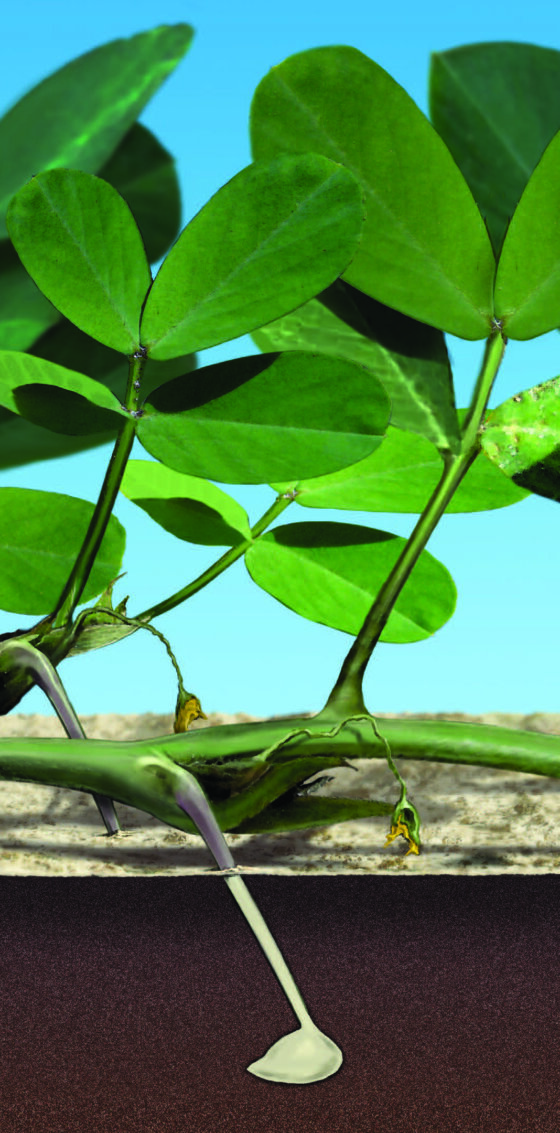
[159,713,560,781]
[135,492,294,623]
[0,714,559,836]
[323,327,507,717]
[51,349,147,629]
[0,475,294,719]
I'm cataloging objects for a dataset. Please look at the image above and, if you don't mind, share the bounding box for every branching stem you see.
[135,493,293,623]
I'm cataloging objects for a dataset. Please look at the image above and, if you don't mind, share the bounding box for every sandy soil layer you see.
[1,710,560,875]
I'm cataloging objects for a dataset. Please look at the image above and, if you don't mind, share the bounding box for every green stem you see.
[0,465,293,718]
[51,349,147,629]
[135,491,293,623]
[157,712,560,781]
[323,326,507,717]
[0,715,559,836]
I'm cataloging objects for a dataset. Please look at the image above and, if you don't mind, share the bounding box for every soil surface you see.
[2,710,560,875]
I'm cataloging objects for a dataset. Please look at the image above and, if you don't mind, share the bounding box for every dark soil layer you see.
[0,874,557,1132]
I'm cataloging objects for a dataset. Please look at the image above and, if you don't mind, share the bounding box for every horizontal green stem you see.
[0,715,559,837]
[135,492,293,623]
[161,714,560,778]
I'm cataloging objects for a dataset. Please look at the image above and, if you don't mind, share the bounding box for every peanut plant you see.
[1,28,560,863]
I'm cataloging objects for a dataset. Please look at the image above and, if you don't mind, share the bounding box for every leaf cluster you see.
[2,29,560,839]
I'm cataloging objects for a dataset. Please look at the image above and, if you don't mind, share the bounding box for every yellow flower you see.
[174,694,207,733]
[384,815,420,856]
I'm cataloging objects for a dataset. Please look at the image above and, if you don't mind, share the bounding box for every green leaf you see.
[0,350,128,434]
[250,45,495,340]
[429,42,560,256]
[67,619,137,655]
[29,321,133,401]
[136,351,390,484]
[0,404,120,472]
[494,130,560,339]
[0,127,179,355]
[0,23,193,238]
[140,152,365,359]
[272,417,529,513]
[245,521,457,642]
[0,320,197,472]
[192,754,344,810]
[7,169,152,353]
[120,460,252,546]
[97,122,181,265]
[232,794,394,834]
[252,279,460,453]
[31,317,197,405]
[66,576,139,656]
[0,239,60,352]
[0,123,181,354]
[0,488,125,615]
[480,376,560,501]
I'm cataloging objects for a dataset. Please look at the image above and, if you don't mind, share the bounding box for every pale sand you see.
[1,711,560,875]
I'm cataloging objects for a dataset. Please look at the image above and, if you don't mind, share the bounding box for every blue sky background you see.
[1,0,560,720]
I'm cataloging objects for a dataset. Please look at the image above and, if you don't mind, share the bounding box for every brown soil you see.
[1,710,560,875]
